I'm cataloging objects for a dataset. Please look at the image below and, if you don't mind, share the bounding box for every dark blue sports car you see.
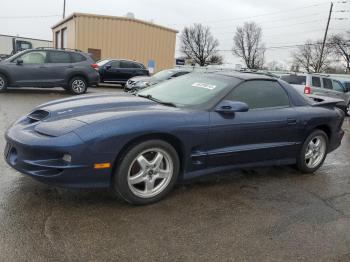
[4,72,345,205]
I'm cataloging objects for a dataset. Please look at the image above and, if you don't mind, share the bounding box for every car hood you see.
[129,76,160,84]
[30,93,179,136]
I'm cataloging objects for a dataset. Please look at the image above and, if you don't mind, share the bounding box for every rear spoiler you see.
[308,95,343,107]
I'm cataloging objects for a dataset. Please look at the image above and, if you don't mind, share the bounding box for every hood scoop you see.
[27,110,50,123]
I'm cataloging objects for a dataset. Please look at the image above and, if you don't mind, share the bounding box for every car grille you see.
[27,110,49,123]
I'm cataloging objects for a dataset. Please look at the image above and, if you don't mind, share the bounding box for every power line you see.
[0,15,60,19]
[170,1,330,26]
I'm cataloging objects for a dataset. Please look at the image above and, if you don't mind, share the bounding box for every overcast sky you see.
[0,0,348,67]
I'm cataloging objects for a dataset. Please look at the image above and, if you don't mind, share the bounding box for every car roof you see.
[210,71,274,80]
[103,58,143,64]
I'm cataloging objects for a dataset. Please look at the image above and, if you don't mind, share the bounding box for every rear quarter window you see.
[71,53,87,63]
[280,75,306,85]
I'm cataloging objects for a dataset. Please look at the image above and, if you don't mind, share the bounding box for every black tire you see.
[113,140,180,205]
[297,130,329,173]
[346,102,350,117]
[68,76,88,95]
[0,74,8,93]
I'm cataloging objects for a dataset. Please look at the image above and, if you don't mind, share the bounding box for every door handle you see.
[287,118,297,125]
[66,65,74,68]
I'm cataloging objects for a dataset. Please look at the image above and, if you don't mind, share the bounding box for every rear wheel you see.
[0,74,8,93]
[113,140,180,205]
[68,76,87,95]
[297,130,328,173]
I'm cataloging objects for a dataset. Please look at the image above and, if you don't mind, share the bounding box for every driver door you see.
[208,80,301,168]
[10,50,49,86]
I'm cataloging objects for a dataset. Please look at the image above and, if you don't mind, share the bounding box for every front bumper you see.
[4,124,113,188]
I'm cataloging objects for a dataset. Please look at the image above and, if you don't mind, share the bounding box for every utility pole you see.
[63,0,66,19]
[318,2,333,72]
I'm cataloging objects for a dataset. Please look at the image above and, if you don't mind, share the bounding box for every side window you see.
[14,51,47,64]
[323,78,333,89]
[312,77,321,87]
[333,80,344,93]
[47,51,71,63]
[132,62,142,69]
[226,80,290,109]
[120,61,133,68]
[110,61,120,68]
[71,53,87,63]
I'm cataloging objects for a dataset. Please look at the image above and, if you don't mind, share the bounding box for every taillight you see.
[304,86,311,94]
[91,63,99,70]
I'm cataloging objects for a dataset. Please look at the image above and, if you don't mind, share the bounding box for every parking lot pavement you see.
[0,88,350,262]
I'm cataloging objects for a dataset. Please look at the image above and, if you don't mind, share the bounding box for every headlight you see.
[138,81,151,88]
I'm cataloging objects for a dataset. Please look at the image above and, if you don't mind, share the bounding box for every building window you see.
[55,30,61,49]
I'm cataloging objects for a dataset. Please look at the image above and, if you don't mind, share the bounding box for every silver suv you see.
[281,73,350,116]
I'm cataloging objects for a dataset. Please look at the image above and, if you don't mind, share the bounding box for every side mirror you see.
[105,64,111,70]
[215,100,249,115]
[16,59,23,65]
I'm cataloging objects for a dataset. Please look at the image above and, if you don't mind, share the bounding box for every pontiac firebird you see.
[4,72,345,205]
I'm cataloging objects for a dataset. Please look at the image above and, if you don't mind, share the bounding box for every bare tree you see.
[329,32,350,73]
[208,54,224,65]
[180,24,219,66]
[292,40,331,73]
[232,22,265,69]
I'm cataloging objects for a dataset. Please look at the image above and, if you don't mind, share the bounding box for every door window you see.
[47,51,71,63]
[332,80,345,92]
[110,61,121,68]
[312,77,321,87]
[323,78,333,89]
[15,51,47,64]
[226,80,290,109]
[120,61,134,68]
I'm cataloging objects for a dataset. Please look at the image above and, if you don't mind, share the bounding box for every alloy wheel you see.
[71,79,86,94]
[127,148,173,198]
[0,77,4,89]
[304,135,326,169]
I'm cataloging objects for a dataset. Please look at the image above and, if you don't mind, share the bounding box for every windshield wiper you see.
[138,94,177,107]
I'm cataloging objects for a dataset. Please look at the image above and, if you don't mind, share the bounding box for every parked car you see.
[5,72,345,205]
[97,59,149,86]
[0,48,99,95]
[340,80,350,92]
[124,68,192,92]
[280,73,350,116]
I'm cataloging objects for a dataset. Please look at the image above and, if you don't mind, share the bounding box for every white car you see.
[280,73,350,116]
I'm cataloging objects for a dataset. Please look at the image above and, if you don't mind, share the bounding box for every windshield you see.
[138,73,236,108]
[152,70,174,80]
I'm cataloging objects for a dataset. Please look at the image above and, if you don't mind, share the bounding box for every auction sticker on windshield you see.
[192,82,217,90]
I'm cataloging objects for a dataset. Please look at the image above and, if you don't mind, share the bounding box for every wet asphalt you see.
[0,87,350,262]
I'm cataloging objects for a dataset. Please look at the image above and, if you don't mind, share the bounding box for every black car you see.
[97,59,149,86]
[124,68,192,92]
[0,48,99,95]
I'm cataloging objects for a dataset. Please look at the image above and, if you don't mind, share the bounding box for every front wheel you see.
[113,140,180,205]
[346,103,350,116]
[0,74,8,93]
[68,77,87,95]
[297,130,328,173]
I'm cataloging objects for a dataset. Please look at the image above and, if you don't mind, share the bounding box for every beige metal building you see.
[51,13,178,72]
